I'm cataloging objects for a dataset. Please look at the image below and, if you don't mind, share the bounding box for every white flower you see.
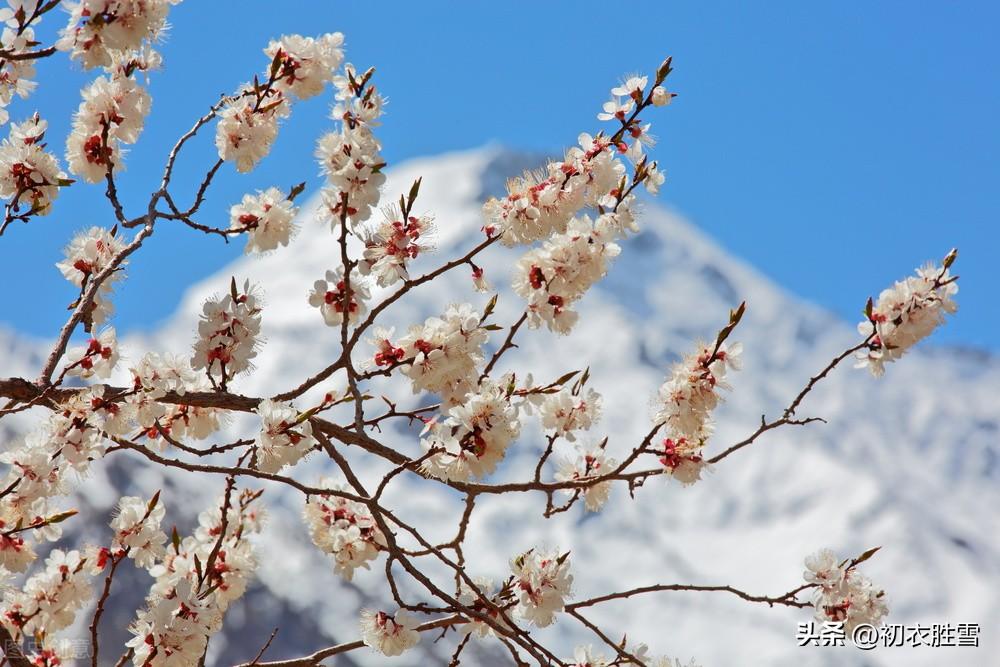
[540,388,601,441]
[216,93,289,173]
[653,341,742,443]
[512,216,622,334]
[308,266,370,327]
[611,75,648,101]
[191,281,263,386]
[229,187,298,254]
[360,609,420,657]
[266,33,344,100]
[644,161,665,195]
[0,115,67,215]
[64,326,118,379]
[397,303,488,406]
[511,548,573,627]
[555,443,616,512]
[482,133,626,246]
[57,0,178,69]
[855,258,958,377]
[111,495,167,569]
[254,399,315,473]
[10,549,92,635]
[421,378,521,481]
[303,480,386,580]
[66,72,152,182]
[651,85,674,107]
[56,225,126,287]
[804,549,889,633]
[597,96,633,122]
[358,208,435,286]
[566,645,610,667]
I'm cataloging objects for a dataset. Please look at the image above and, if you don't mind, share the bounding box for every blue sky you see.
[1,1,996,349]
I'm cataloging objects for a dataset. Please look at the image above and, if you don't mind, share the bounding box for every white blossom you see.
[215,92,289,173]
[421,378,520,481]
[555,443,616,512]
[855,258,958,377]
[396,303,488,406]
[359,609,420,657]
[57,0,178,69]
[358,208,434,286]
[254,399,315,473]
[229,186,298,254]
[0,115,67,215]
[511,548,573,627]
[111,495,167,569]
[804,549,889,633]
[64,326,118,379]
[265,33,344,100]
[512,215,622,334]
[308,266,370,327]
[303,480,386,580]
[540,388,601,441]
[653,340,742,443]
[191,281,262,386]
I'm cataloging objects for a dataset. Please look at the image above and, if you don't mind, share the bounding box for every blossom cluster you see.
[0,7,40,125]
[56,225,128,326]
[65,48,158,183]
[511,548,573,627]
[482,133,626,245]
[420,377,521,481]
[803,548,889,633]
[1,549,92,637]
[512,214,628,333]
[253,399,316,473]
[216,33,343,172]
[303,479,387,580]
[391,303,489,406]
[308,266,370,327]
[855,255,959,377]
[359,608,421,657]
[555,442,616,512]
[57,0,179,70]
[359,208,435,286]
[126,490,264,667]
[0,115,68,217]
[315,62,387,226]
[110,494,167,569]
[653,338,742,484]
[191,280,263,387]
[229,186,299,254]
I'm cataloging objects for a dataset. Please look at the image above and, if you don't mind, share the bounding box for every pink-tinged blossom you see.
[511,548,573,627]
[482,132,626,246]
[229,186,298,254]
[512,215,622,334]
[358,209,434,286]
[308,266,370,327]
[64,326,118,379]
[253,399,315,473]
[804,548,889,633]
[421,378,521,481]
[359,609,420,657]
[265,33,344,100]
[855,257,958,377]
[303,479,386,580]
[57,0,179,70]
[0,115,67,215]
[191,281,262,386]
[540,388,601,441]
[396,303,488,406]
[653,340,742,443]
[216,92,289,173]
[555,443,616,512]
[111,495,167,570]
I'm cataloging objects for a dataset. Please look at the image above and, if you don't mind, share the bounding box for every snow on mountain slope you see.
[4,147,999,666]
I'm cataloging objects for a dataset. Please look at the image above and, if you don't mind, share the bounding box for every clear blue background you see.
[1,1,996,349]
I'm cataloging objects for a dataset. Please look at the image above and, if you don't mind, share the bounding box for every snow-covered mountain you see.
[3,147,998,666]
